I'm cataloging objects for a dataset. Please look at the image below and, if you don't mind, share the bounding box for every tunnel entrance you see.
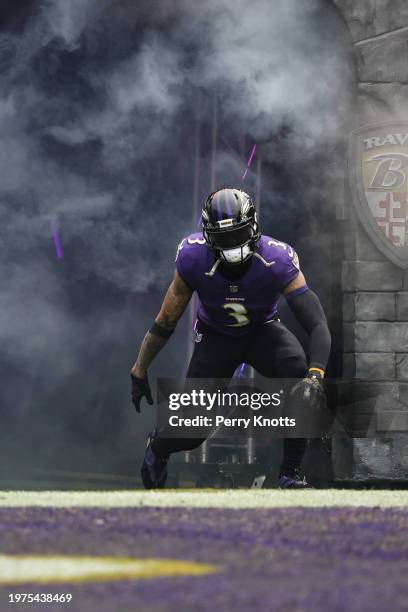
[184,1,356,377]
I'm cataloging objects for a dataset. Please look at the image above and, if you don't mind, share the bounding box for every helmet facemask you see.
[204,217,259,266]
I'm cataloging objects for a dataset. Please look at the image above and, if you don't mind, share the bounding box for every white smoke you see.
[0,0,353,469]
[42,0,112,49]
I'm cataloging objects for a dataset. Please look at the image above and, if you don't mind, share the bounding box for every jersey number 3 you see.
[223,303,251,327]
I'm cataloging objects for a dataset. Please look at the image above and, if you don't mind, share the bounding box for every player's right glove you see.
[131,373,153,413]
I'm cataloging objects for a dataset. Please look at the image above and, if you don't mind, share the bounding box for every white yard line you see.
[0,555,216,585]
[0,490,407,509]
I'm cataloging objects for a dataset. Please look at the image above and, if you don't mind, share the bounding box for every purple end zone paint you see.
[51,221,64,260]
[2,506,408,612]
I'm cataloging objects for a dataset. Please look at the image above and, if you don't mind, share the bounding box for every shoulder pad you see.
[175,233,209,289]
[175,233,206,262]
[263,236,299,267]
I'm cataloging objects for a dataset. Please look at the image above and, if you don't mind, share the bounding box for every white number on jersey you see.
[268,239,294,258]
[188,237,206,245]
[268,239,300,268]
[223,303,251,327]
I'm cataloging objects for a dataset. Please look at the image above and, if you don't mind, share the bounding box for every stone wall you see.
[331,0,408,479]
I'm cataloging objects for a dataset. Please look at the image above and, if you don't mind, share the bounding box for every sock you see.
[280,438,307,476]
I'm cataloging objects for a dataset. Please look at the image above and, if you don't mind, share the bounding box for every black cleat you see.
[141,429,169,489]
[278,469,311,489]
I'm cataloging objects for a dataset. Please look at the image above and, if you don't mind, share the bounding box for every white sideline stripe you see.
[0,490,408,508]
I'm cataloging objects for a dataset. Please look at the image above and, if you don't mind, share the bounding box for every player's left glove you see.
[290,368,326,410]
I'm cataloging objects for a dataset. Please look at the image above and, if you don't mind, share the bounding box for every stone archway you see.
[329,1,408,480]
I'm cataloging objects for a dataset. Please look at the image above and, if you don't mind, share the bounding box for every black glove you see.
[290,370,326,411]
[131,373,153,413]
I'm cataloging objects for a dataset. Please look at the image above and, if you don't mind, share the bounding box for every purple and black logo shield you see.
[349,122,408,268]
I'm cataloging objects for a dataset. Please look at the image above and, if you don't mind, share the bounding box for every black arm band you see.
[149,322,174,339]
[286,289,331,371]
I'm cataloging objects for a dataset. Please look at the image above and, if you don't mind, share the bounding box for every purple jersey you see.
[176,233,302,336]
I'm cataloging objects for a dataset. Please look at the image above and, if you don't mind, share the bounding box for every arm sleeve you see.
[285,289,331,371]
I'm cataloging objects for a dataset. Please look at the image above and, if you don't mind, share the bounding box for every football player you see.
[131,188,331,489]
